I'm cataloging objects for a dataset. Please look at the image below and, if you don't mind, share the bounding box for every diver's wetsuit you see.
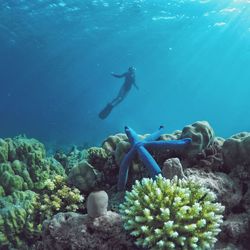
[110,71,136,107]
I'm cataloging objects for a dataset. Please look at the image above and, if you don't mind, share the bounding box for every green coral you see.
[0,190,38,248]
[119,175,224,250]
[0,136,66,195]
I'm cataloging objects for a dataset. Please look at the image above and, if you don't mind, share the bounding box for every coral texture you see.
[68,160,100,192]
[180,121,215,157]
[0,190,38,248]
[120,175,224,250]
[0,136,84,248]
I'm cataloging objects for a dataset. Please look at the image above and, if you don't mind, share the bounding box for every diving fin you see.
[99,103,114,119]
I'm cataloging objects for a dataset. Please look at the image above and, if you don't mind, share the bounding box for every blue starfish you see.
[117,126,192,191]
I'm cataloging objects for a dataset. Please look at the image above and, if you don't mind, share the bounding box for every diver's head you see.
[128,66,136,73]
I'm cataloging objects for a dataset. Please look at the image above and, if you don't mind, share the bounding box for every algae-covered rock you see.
[68,160,100,192]
[222,132,250,170]
[180,121,215,158]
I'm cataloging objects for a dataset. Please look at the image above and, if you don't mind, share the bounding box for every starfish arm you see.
[125,126,140,145]
[143,138,192,150]
[117,147,137,191]
[144,125,164,142]
[137,145,162,177]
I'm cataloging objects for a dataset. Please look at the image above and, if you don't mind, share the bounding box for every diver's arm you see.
[111,72,126,78]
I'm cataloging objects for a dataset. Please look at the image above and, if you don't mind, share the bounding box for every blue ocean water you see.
[1,0,250,149]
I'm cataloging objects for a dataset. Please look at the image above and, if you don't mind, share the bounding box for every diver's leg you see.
[111,86,127,107]
[111,96,123,107]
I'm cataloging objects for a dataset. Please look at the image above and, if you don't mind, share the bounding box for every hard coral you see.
[120,175,224,250]
[180,121,215,158]
[68,160,100,192]
[222,132,250,171]
[0,190,38,248]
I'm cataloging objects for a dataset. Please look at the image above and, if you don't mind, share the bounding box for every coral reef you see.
[0,136,84,249]
[2,121,250,249]
[119,174,224,250]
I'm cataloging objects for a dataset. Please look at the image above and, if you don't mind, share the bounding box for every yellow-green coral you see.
[119,175,224,250]
[36,175,84,221]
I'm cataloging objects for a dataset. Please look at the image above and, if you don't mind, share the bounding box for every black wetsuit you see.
[111,71,136,106]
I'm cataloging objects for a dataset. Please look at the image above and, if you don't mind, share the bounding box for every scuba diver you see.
[99,66,139,119]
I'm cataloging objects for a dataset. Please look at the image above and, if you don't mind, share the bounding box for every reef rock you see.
[41,211,135,250]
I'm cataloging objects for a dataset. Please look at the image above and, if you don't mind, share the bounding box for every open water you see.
[1,0,250,149]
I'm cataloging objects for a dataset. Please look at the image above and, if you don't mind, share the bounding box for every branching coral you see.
[119,175,224,250]
[36,175,84,222]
